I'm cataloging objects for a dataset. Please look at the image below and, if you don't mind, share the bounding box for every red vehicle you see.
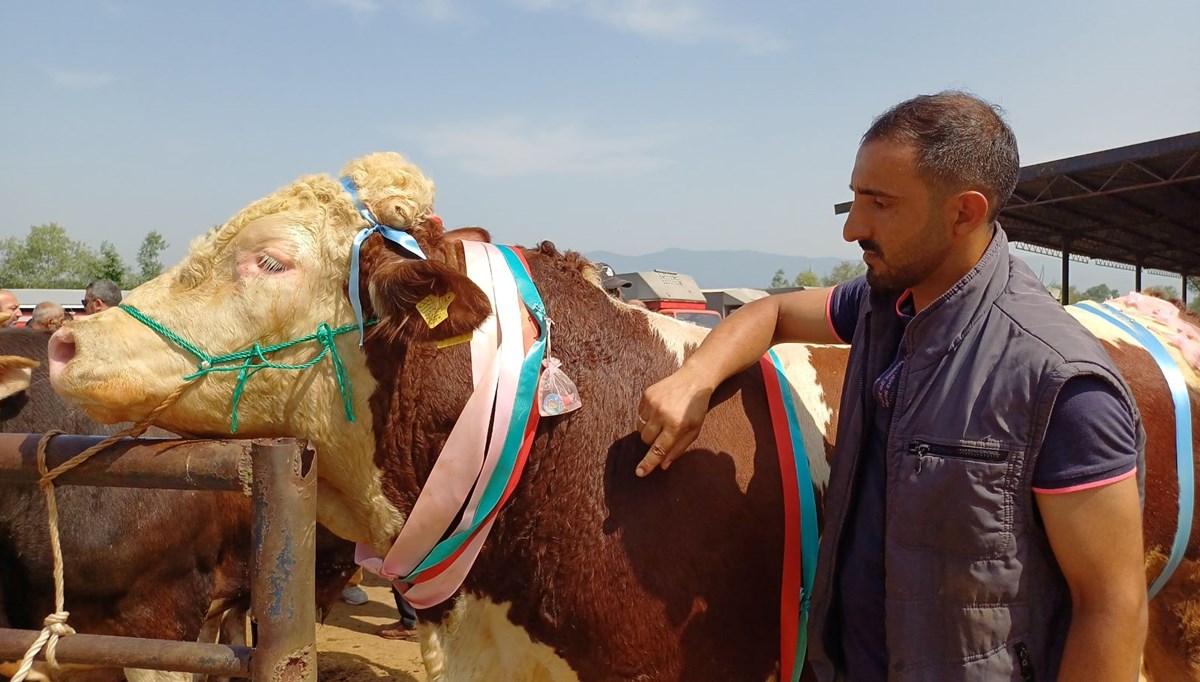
[617,270,724,329]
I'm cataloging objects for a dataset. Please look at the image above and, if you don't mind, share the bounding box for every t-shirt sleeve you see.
[827,276,869,344]
[1033,376,1139,493]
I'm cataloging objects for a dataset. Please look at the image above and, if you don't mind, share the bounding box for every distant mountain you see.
[584,248,851,289]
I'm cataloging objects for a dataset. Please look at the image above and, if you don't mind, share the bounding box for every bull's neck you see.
[298,352,404,550]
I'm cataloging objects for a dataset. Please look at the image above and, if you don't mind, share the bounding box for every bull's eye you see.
[258,254,287,273]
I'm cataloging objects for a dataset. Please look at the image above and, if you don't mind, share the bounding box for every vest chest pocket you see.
[893,438,1018,558]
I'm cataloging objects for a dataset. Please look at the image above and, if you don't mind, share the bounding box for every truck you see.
[616,270,724,329]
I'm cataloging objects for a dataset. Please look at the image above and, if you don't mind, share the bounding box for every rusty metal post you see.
[0,630,250,677]
[249,439,317,682]
[0,433,253,492]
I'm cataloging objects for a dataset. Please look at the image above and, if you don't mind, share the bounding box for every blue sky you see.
[2,0,1198,291]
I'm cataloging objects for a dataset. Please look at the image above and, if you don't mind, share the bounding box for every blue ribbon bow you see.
[342,176,428,344]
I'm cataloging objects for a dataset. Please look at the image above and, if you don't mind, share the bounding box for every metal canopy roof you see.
[999,131,1200,276]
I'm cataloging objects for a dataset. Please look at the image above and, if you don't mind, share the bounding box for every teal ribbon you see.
[404,245,548,580]
[767,348,819,681]
[119,304,370,433]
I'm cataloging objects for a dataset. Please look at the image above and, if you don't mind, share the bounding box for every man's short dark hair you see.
[86,279,123,306]
[862,90,1019,223]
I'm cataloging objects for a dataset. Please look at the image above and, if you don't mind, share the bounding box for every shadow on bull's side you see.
[602,417,788,681]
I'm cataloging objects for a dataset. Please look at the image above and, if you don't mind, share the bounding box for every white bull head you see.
[48,152,438,547]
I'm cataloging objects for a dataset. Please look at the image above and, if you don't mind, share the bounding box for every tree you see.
[821,260,866,287]
[135,231,169,285]
[1144,285,1180,301]
[794,270,820,287]
[0,223,101,289]
[769,268,789,288]
[1078,283,1119,303]
[97,241,128,286]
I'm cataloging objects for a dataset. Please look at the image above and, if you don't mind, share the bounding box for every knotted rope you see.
[119,305,366,432]
[8,382,190,682]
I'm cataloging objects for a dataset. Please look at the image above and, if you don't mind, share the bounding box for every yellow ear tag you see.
[436,332,473,349]
[417,292,456,329]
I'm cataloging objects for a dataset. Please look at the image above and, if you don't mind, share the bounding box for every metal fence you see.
[0,434,318,681]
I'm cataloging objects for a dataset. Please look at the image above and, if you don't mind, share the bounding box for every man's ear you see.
[0,356,38,401]
[951,190,991,236]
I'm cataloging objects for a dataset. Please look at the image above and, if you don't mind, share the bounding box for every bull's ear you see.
[367,258,492,346]
[0,356,38,401]
[445,227,491,243]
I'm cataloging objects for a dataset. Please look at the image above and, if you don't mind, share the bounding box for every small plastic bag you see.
[538,356,582,416]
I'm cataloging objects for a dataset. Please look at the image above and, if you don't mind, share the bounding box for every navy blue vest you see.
[807,228,1146,680]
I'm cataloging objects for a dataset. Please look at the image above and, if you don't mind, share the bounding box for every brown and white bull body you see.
[45,153,1197,680]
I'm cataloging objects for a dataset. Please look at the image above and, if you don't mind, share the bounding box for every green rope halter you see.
[118,304,373,433]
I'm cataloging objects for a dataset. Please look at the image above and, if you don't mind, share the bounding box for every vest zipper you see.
[906,440,1008,463]
[1014,642,1035,680]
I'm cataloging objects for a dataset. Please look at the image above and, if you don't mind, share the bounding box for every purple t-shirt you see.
[825,276,1138,678]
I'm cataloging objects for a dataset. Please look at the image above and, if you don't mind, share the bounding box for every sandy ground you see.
[317,574,427,682]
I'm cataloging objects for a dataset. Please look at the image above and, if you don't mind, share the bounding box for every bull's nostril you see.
[48,328,78,379]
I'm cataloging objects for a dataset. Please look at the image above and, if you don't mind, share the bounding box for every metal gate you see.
[0,434,318,681]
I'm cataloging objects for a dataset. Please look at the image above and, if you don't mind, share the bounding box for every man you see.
[635,92,1147,680]
[83,279,122,314]
[0,290,19,327]
[596,262,633,300]
[28,301,67,332]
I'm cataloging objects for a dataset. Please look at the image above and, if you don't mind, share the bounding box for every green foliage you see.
[821,260,866,287]
[0,223,168,289]
[1144,285,1180,301]
[1078,283,1120,302]
[0,224,102,288]
[98,241,128,286]
[794,270,820,287]
[769,268,790,288]
[135,231,169,284]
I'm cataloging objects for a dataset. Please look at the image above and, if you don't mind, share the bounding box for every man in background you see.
[0,290,20,327]
[28,302,68,332]
[83,279,123,314]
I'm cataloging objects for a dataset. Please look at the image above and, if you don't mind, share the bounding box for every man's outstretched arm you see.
[635,287,843,476]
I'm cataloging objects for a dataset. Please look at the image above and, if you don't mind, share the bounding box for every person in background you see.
[341,568,420,640]
[0,290,19,327]
[375,585,420,641]
[595,262,633,300]
[83,279,123,315]
[28,301,67,332]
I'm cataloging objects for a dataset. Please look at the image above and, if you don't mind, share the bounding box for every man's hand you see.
[635,368,717,477]
[631,287,842,478]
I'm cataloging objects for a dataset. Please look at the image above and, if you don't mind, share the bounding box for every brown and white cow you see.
[44,152,1197,680]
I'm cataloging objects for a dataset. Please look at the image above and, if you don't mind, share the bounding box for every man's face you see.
[84,293,108,315]
[843,139,954,294]
[0,293,19,326]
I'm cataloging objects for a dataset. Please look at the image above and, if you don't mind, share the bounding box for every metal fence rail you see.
[0,435,317,681]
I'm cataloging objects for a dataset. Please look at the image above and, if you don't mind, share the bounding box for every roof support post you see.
[1135,260,1143,292]
[1183,271,1190,306]
[1061,237,1072,305]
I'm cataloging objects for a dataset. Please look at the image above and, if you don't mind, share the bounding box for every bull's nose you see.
[48,327,77,383]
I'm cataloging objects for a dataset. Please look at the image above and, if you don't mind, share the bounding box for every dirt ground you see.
[317,573,427,682]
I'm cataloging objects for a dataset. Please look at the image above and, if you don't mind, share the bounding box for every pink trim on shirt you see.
[826,288,846,343]
[1032,466,1137,495]
[895,289,913,318]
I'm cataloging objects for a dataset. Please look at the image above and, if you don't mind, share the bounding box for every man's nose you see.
[843,203,869,244]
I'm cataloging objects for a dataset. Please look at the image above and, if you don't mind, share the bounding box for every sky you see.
[2,0,1198,292]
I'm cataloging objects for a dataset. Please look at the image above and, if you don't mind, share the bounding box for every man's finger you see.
[660,428,699,470]
[637,428,678,477]
[638,418,662,446]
